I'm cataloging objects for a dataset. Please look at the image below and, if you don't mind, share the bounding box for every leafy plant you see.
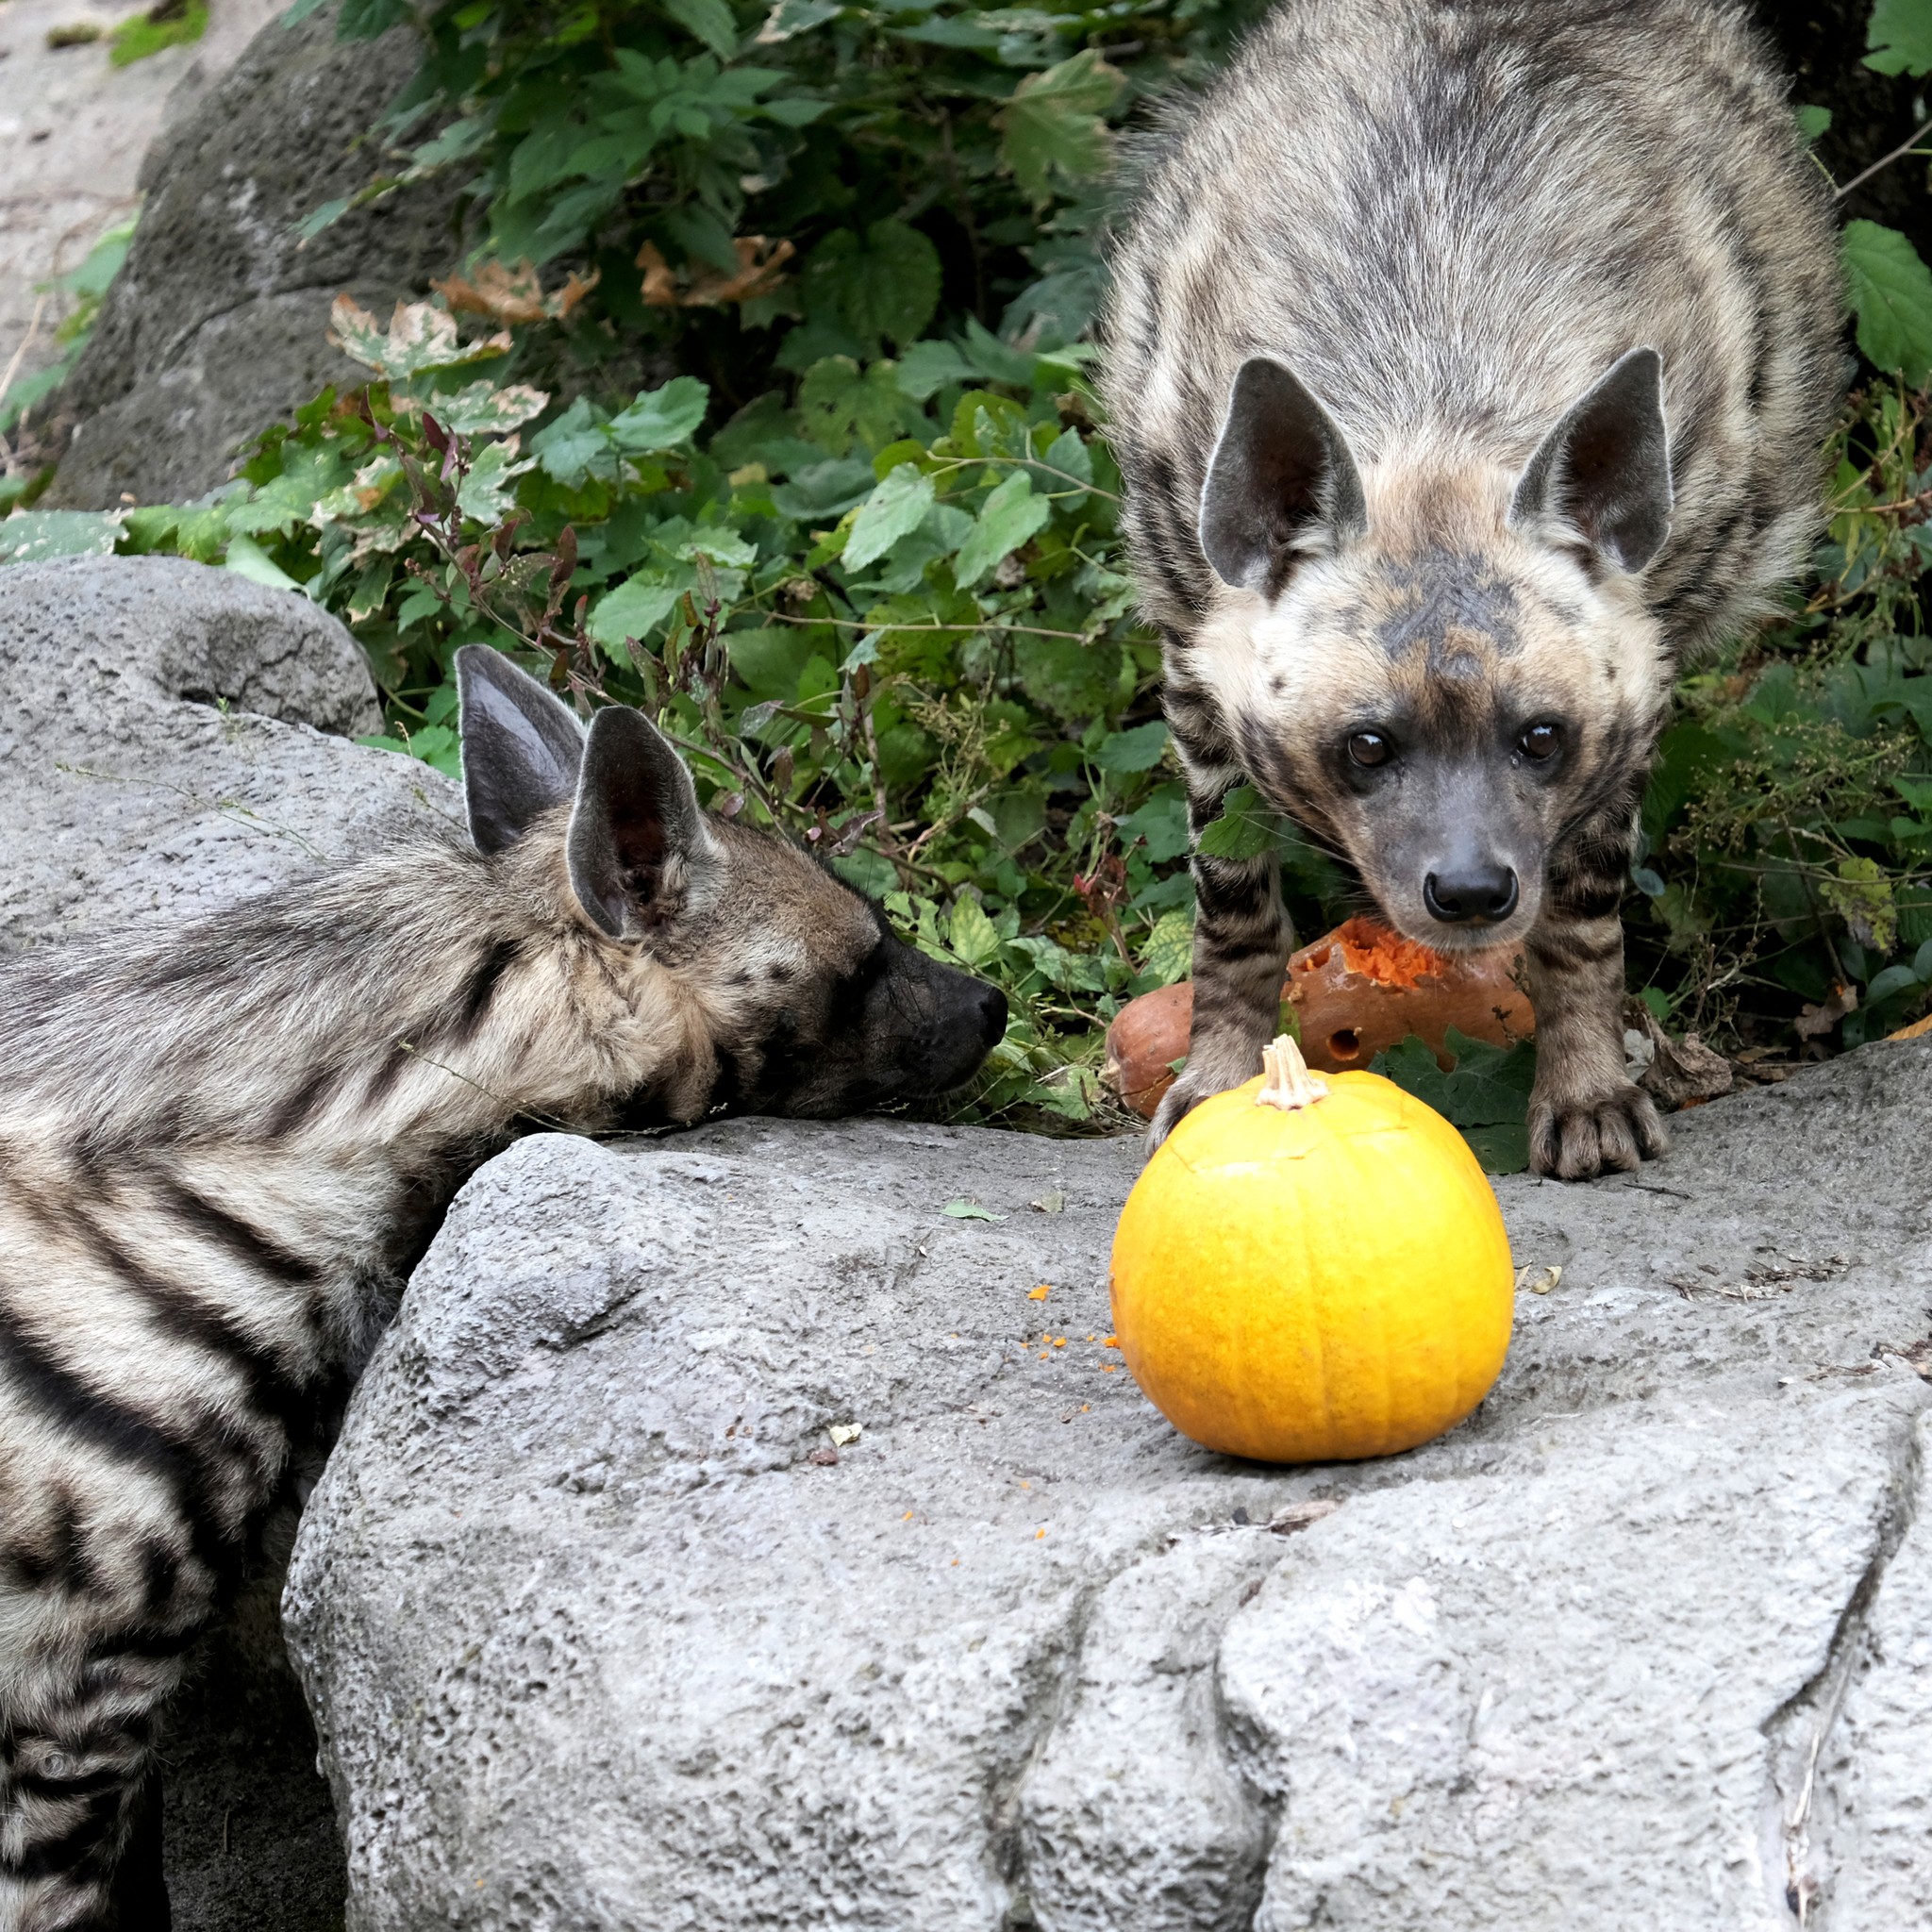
[12,0,1932,1128]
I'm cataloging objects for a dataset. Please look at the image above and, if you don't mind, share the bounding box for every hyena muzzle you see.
[1102,0,1844,1178]
[0,645,1005,1929]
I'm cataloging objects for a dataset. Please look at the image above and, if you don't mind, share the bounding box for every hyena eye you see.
[1346,730,1391,768]
[1518,723,1563,761]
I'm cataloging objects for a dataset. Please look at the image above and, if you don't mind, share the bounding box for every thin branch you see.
[766,611,1099,642]
[1835,117,1932,200]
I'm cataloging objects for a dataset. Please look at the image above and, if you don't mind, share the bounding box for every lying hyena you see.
[0,646,1005,1930]
[1102,0,1843,1177]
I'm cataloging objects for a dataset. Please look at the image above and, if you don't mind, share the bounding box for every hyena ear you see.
[1508,347,1674,574]
[457,645,587,856]
[1198,357,1368,593]
[566,706,717,938]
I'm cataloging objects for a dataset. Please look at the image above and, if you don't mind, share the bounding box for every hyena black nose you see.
[1424,864,1519,925]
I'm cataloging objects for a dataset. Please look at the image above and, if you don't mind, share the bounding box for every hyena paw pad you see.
[1529,1082,1669,1181]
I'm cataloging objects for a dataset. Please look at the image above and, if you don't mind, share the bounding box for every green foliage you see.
[1865,0,1932,75]
[1629,380,1932,1053]
[14,0,1932,1130]
[0,216,137,441]
[1844,222,1932,386]
[109,0,207,65]
[1372,1030,1537,1174]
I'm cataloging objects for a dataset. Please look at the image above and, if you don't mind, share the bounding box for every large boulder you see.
[42,3,466,510]
[287,1049,1932,1930]
[0,552,447,953]
[0,552,444,1926]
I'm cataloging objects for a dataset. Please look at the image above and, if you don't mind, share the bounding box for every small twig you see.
[1835,117,1932,200]
[0,292,48,419]
[766,612,1099,643]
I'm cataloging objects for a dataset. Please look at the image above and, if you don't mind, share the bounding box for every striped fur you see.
[0,650,1004,1927]
[1100,0,1843,1177]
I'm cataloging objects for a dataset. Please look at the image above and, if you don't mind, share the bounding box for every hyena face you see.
[459,647,1007,1118]
[1193,351,1675,955]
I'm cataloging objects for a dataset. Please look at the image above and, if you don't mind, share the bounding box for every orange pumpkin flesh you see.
[1109,1042,1515,1463]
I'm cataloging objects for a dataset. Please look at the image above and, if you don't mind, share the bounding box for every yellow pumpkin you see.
[1109,1036,1515,1462]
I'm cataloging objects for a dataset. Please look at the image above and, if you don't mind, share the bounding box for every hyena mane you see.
[0,647,1004,1930]
[1100,0,1843,1179]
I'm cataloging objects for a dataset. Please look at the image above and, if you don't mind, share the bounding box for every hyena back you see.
[0,647,1004,1929]
[1102,0,1843,1177]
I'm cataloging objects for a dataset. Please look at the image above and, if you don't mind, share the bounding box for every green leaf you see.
[1866,0,1932,75]
[801,222,942,352]
[1196,785,1276,862]
[941,1198,1006,1221]
[608,376,710,452]
[661,0,739,58]
[455,441,533,521]
[953,472,1050,590]
[946,895,1003,969]
[0,509,123,563]
[1094,720,1169,773]
[1795,104,1833,143]
[1867,962,1921,1002]
[530,397,611,488]
[221,533,300,591]
[755,0,842,42]
[1371,1029,1537,1134]
[844,463,937,571]
[1000,50,1124,208]
[1842,222,1932,385]
[427,383,550,436]
[896,340,975,402]
[589,575,687,647]
[1138,908,1192,988]
[1459,1122,1530,1175]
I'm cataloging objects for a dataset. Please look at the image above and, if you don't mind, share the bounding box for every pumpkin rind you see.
[1108,1068,1515,1462]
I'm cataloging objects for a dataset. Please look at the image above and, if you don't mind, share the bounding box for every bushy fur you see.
[0,653,1003,1928]
[1101,0,1843,1176]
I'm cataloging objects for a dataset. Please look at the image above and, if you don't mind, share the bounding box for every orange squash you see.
[1109,1036,1515,1462]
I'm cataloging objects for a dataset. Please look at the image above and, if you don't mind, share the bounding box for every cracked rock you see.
[288,1041,1932,1930]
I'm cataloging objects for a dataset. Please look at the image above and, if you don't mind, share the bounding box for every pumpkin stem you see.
[1257,1033,1329,1111]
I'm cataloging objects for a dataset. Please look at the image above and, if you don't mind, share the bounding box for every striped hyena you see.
[1102,0,1843,1176]
[0,646,1006,1930]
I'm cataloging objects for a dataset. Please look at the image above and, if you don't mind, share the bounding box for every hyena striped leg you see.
[1524,837,1667,1180]
[1149,778,1293,1148]
[2,1648,186,1932]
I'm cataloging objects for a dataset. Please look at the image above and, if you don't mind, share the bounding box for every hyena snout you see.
[866,940,1008,1095]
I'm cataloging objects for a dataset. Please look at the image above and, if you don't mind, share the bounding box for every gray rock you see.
[43,3,465,509]
[287,1048,1932,1931]
[0,552,453,954]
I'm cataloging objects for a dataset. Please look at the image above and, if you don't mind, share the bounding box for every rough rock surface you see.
[0,552,451,954]
[0,0,278,400]
[1,551,448,1927]
[43,3,466,509]
[289,1049,1932,1931]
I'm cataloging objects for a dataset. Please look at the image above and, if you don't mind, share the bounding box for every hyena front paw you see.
[1146,1042,1266,1154]
[1528,1079,1669,1180]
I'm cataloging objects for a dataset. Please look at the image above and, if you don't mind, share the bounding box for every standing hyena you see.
[1102,0,1844,1177]
[0,646,1006,1931]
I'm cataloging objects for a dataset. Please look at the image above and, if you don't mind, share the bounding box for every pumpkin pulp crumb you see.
[1311,915,1452,989]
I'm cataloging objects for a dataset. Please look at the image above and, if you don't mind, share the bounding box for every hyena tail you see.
[2,1645,182,1931]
